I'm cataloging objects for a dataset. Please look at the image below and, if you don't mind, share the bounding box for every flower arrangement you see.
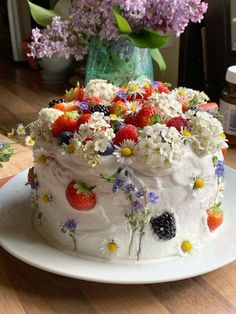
[28,0,208,70]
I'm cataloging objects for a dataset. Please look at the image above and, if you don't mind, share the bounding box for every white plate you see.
[0,167,236,284]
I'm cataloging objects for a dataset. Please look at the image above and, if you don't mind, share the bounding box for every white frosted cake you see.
[28,79,227,262]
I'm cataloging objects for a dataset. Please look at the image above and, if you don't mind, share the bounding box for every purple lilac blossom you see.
[29,1,207,59]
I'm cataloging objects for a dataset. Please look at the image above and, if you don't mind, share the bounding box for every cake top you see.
[30,79,227,171]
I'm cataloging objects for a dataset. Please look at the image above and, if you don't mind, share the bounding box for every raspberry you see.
[113,124,138,146]
[166,116,188,132]
[88,104,109,116]
[150,211,176,240]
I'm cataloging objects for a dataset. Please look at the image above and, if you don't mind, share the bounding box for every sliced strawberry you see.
[198,102,218,113]
[77,113,92,128]
[110,100,128,115]
[52,111,79,137]
[182,103,189,113]
[66,180,96,210]
[222,147,228,157]
[64,86,84,101]
[134,105,162,128]
[166,116,188,132]
[207,204,223,232]
[124,113,135,125]
[113,124,138,146]
[53,102,78,112]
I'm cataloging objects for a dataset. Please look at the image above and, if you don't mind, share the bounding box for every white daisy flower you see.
[126,101,142,115]
[113,139,137,165]
[177,234,199,257]
[16,123,26,135]
[100,238,120,258]
[189,169,210,198]
[25,135,35,146]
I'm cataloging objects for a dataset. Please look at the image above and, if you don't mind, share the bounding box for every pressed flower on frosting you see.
[177,234,199,256]
[100,238,119,258]
[189,170,210,198]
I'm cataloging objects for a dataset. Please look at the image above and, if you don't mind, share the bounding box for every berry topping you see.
[48,98,65,108]
[64,86,84,102]
[66,180,96,211]
[113,124,138,146]
[113,121,124,133]
[88,104,110,116]
[98,141,114,155]
[52,111,79,137]
[27,167,38,189]
[110,100,128,115]
[166,116,188,132]
[77,113,92,128]
[150,211,176,240]
[198,102,218,113]
[207,203,223,232]
[134,105,162,128]
[58,131,74,145]
[53,102,78,112]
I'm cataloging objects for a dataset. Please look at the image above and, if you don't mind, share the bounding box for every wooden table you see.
[0,134,236,314]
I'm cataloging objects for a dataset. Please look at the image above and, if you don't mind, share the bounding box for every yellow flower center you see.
[121,147,132,157]
[130,104,138,111]
[37,154,47,164]
[131,85,139,92]
[110,114,117,120]
[220,132,226,139]
[182,131,191,137]
[107,241,118,253]
[194,179,205,189]
[28,138,35,146]
[66,144,75,154]
[181,241,192,252]
[178,90,186,97]
[42,194,51,203]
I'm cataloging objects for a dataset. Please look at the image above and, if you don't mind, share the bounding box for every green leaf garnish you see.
[150,48,166,72]
[100,173,116,183]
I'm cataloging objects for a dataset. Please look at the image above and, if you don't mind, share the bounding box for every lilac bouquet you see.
[28,0,207,68]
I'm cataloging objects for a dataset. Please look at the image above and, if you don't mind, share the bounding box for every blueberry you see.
[58,131,74,145]
[99,141,114,155]
[113,121,124,133]
[48,98,65,108]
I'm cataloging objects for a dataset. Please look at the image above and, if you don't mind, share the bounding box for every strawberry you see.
[134,105,162,128]
[66,180,96,210]
[52,111,79,137]
[64,86,84,101]
[53,101,78,112]
[166,116,188,132]
[110,100,128,115]
[182,103,189,113]
[198,102,218,113]
[207,204,223,232]
[222,146,228,157]
[124,113,135,125]
[77,113,92,128]
[113,124,138,146]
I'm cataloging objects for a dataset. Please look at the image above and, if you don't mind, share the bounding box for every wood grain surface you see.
[0,59,236,314]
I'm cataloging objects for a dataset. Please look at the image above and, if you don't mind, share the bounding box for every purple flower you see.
[117,91,127,99]
[124,183,135,194]
[131,200,142,212]
[65,219,77,231]
[112,178,124,193]
[147,192,159,204]
[215,160,225,178]
[151,81,160,88]
[75,101,88,110]
[136,188,145,198]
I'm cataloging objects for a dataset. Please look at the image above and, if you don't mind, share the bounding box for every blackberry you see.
[150,211,176,240]
[48,98,65,108]
[88,105,109,116]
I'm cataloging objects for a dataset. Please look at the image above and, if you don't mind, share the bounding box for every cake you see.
[28,79,227,262]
